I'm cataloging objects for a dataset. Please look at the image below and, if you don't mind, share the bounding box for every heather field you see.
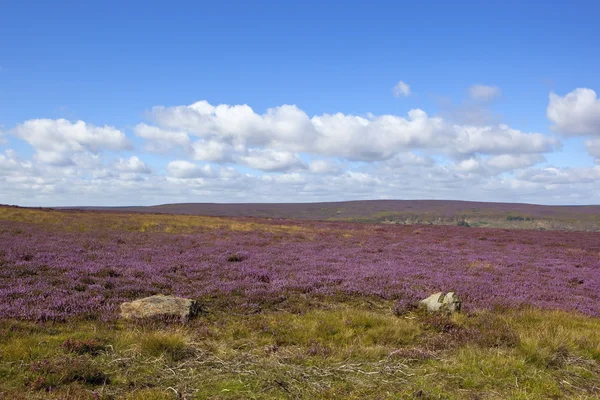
[1,206,600,399]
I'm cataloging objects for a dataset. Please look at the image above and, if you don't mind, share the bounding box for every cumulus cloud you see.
[383,152,434,168]
[166,160,215,179]
[259,172,305,185]
[151,101,316,150]
[191,139,233,162]
[308,159,343,174]
[453,124,559,156]
[114,156,152,174]
[13,119,131,165]
[142,100,557,163]
[2,150,599,206]
[8,92,600,206]
[238,149,306,172]
[516,166,600,185]
[448,154,545,177]
[455,158,482,173]
[0,149,33,175]
[35,152,76,167]
[585,139,600,163]
[469,85,502,102]
[134,123,191,152]
[310,109,449,161]
[393,81,411,97]
[485,154,545,171]
[547,88,600,136]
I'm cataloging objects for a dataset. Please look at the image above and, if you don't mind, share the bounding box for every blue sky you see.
[1,1,600,206]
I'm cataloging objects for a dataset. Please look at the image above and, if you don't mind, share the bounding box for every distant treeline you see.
[506,215,534,221]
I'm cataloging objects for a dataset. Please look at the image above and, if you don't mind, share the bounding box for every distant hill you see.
[59,200,600,231]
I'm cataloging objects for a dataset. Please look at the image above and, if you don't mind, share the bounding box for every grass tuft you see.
[138,331,194,361]
[61,338,106,356]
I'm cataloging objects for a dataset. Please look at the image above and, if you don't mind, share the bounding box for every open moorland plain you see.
[72,200,600,232]
[1,205,600,399]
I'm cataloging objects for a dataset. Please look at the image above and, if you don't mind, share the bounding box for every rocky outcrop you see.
[120,295,201,322]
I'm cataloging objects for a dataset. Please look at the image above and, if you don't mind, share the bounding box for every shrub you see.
[227,253,246,262]
[61,338,106,356]
[422,314,461,334]
[27,357,109,390]
[422,313,519,351]
[393,299,418,316]
[93,267,122,278]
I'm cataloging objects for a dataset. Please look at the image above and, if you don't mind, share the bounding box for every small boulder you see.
[120,295,201,322]
[419,292,461,313]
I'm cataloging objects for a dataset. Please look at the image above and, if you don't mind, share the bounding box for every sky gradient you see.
[1,0,600,206]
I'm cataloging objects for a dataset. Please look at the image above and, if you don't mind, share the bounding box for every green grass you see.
[1,304,600,399]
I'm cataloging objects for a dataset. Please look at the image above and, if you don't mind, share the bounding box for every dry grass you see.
[0,206,314,236]
[1,306,599,399]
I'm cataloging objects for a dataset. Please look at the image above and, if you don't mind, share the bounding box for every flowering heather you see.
[0,207,599,321]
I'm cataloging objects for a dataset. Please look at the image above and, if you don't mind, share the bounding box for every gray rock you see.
[419,292,461,313]
[120,295,201,322]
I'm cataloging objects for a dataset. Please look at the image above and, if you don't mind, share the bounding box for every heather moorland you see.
[70,199,600,231]
[1,205,600,399]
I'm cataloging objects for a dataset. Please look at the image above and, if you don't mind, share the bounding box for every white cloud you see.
[469,85,502,102]
[135,123,191,152]
[343,171,381,186]
[310,109,450,161]
[547,88,600,136]
[485,154,545,171]
[0,149,33,174]
[453,124,559,156]
[239,149,306,172]
[141,100,556,163]
[393,81,411,97]
[166,160,215,179]
[151,101,316,150]
[585,138,600,163]
[35,152,76,166]
[9,93,600,206]
[2,150,599,206]
[191,139,233,162]
[13,119,131,165]
[516,166,600,185]
[308,159,343,174]
[455,158,481,173]
[114,156,152,174]
[446,154,545,177]
[91,169,116,179]
[384,152,434,167]
[259,172,305,185]
[71,153,103,170]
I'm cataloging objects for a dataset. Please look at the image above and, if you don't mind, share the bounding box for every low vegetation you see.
[1,206,599,398]
[50,200,600,232]
[1,307,600,399]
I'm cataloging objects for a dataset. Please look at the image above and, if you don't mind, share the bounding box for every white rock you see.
[419,292,461,313]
